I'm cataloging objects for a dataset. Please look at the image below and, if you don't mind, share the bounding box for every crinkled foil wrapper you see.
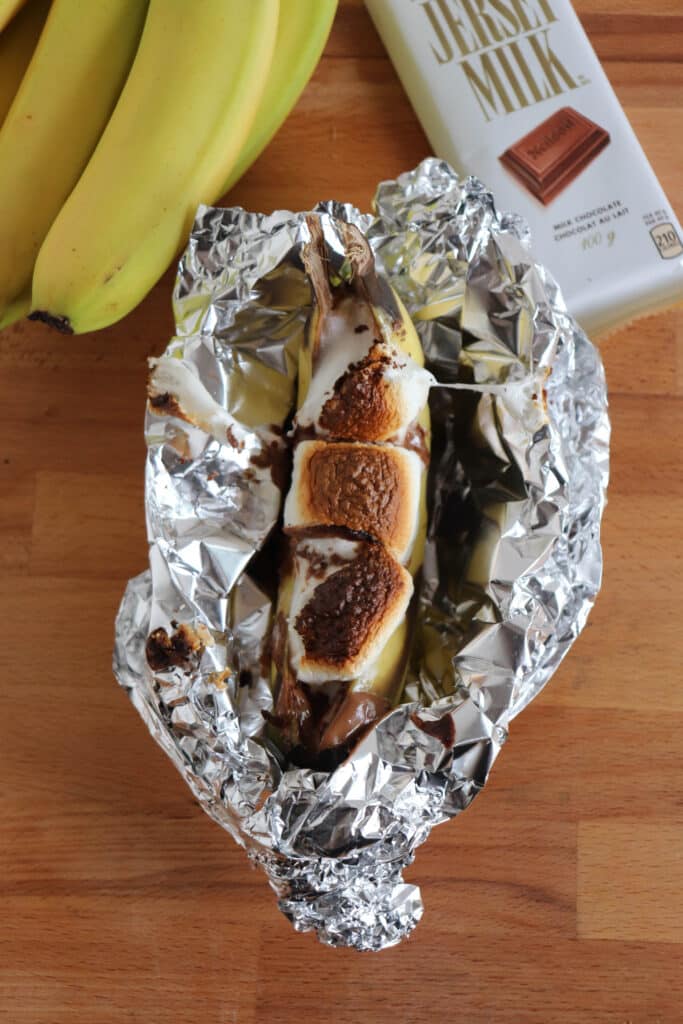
[113,160,609,951]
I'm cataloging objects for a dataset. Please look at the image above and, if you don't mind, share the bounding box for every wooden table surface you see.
[2,1,682,1021]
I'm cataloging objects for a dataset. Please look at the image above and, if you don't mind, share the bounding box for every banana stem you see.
[27,310,73,333]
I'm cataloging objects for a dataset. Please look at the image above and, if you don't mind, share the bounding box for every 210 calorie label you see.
[650,222,683,260]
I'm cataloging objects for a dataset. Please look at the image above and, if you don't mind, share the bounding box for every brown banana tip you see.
[28,310,73,334]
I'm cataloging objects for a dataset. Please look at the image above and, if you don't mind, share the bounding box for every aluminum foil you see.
[113,159,609,951]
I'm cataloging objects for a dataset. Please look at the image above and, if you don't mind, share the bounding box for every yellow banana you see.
[0,0,50,331]
[0,0,49,130]
[270,218,431,760]
[0,0,148,320]
[0,0,26,33]
[31,0,280,335]
[221,0,337,196]
[0,290,30,330]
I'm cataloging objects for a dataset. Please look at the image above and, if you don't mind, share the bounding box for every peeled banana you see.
[0,0,149,323]
[221,0,337,196]
[30,0,280,335]
[270,218,432,760]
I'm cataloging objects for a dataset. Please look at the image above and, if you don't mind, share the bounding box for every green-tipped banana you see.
[0,0,149,322]
[221,0,337,196]
[0,0,49,130]
[30,0,279,335]
[270,218,431,759]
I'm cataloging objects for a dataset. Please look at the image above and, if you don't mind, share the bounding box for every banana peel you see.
[30,0,279,334]
[0,0,27,34]
[0,0,49,131]
[0,0,149,318]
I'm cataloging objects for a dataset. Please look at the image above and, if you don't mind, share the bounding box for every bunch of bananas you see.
[0,0,336,333]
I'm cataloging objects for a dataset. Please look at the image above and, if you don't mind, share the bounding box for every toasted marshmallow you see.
[288,537,413,684]
[284,441,423,564]
[295,299,434,443]
[378,357,434,439]
[148,357,251,447]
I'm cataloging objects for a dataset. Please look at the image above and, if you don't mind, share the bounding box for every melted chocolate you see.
[410,711,456,747]
[265,613,313,750]
[148,391,188,422]
[402,422,430,465]
[145,622,206,672]
[289,422,317,446]
[297,544,348,581]
[319,691,390,751]
[285,523,376,545]
[225,425,245,452]
[250,439,292,492]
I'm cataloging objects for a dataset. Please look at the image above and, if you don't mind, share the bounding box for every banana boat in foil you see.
[269,217,433,765]
[149,215,434,767]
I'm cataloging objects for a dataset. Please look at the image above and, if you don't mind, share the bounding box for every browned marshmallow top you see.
[294,541,411,677]
[285,441,420,560]
[306,443,400,537]
[318,347,403,442]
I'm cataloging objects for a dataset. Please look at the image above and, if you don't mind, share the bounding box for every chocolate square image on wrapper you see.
[500,107,611,206]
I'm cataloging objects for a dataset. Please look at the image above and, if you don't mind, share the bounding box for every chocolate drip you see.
[410,711,456,748]
[146,622,208,673]
[320,691,390,751]
[401,422,430,465]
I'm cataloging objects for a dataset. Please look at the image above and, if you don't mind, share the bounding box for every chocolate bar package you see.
[365,0,683,337]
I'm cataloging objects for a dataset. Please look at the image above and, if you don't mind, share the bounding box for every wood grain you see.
[578,822,683,943]
[1,2,682,1021]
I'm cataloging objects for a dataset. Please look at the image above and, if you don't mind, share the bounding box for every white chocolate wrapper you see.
[113,160,609,951]
[366,0,683,337]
